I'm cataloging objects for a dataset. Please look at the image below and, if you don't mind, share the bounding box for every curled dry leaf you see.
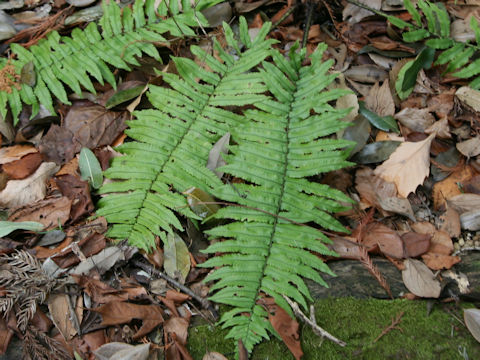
[422,253,460,270]
[433,166,475,210]
[0,144,37,164]
[460,210,480,231]
[0,162,59,208]
[48,294,83,341]
[456,137,480,158]
[456,86,480,113]
[394,108,435,132]
[374,134,435,197]
[447,193,480,214]
[464,309,480,343]
[377,196,415,221]
[401,259,441,298]
[438,207,461,238]
[425,117,451,139]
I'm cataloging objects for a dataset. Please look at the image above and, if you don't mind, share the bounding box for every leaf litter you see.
[1,0,480,359]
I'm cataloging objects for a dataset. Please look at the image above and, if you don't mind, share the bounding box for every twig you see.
[302,0,315,48]
[270,5,297,33]
[373,311,404,343]
[282,295,347,347]
[132,259,218,321]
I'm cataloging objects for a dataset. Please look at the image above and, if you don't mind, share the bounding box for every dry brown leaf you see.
[378,197,415,221]
[0,162,59,208]
[456,86,480,112]
[8,196,71,229]
[460,210,480,230]
[0,144,37,164]
[266,299,303,360]
[164,317,189,344]
[428,230,454,255]
[365,79,395,117]
[401,259,441,298]
[456,136,480,158]
[92,302,163,340]
[48,294,82,340]
[2,152,43,180]
[375,134,435,197]
[422,253,461,270]
[355,167,397,211]
[394,108,435,133]
[438,207,461,238]
[401,232,431,258]
[447,193,480,214]
[433,166,474,210]
[425,117,451,139]
[362,223,404,259]
[411,221,436,236]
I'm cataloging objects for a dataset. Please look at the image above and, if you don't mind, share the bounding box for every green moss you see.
[188,298,480,359]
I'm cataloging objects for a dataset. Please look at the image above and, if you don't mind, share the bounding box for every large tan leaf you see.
[464,309,480,343]
[0,162,59,208]
[401,259,441,298]
[374,134,434,197]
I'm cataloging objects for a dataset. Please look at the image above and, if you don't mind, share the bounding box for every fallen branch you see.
[132,259,218,321]
[282,295,347,347]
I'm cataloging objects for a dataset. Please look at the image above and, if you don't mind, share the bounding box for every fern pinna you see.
[0,0,220,124]
[200,45,354,353]
[384,0,480,97]
[97,19,275,250]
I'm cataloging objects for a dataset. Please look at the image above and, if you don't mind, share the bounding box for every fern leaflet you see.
[200,44,354,354]
[0,0,221,124]
[97,19,275,251]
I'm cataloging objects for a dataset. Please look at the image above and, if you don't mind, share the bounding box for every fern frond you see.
[97,19,276,251]
[0,0,220,123]
[200,44,354,354]
[393,0,480,97]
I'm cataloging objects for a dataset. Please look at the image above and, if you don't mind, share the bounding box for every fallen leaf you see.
[70,245,135,275]
[164,233,191,283]
[8,196,71,229]
[362,223,404,259]
[207,132,230,179]
[55,175,94,222]
[433,166,475,209]
[48,294,83,340]
[93,302,163,340]
[52,232,106,268]
[365,79,395,117]
[203,352,228,360]
[421,253,461,270]
[428,230,454,255]
[401,232,431,258]
[375,134,435,197]
[377,197,415,221]
[2,152,43,180]
[401,259,441,298]
[438,207,461,238]
[0,144,37,164]
[464,309,480,343]
[394,108,435,132]
[79,147,103,189]
[94,342,150,360]
[460,210,480,231]
[0,316,14,354]
[0,162,59,208]
[456,136,480,158]
[355,167,397,211]
[425,117,451,139]
[447,193,480,214]
[266,299,303,360]
[0,220,43,237]
[165,317,189,345]
[456,86,480,112]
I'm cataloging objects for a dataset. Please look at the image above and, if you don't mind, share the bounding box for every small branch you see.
[283,295,346,347]
[373,311,404,343]
[302,1,314,48]
[132,259,218,321]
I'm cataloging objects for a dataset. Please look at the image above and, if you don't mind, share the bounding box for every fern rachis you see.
[200,45,355,353]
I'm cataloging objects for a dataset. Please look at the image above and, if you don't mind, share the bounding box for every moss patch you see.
[188,298,480,359]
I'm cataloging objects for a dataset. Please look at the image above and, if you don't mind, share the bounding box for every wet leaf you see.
[79,147,103,189]
[184,187,219,220]
[105,83,146,109]
[20,61,36,87]
[402,259,441,298]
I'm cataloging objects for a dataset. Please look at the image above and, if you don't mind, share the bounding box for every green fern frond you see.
[200,44,354,354]
[0,0,220,124]
[392,0,480,97]
[97,18,276,251]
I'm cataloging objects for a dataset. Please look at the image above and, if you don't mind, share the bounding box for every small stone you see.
[475,241,480,248]
[454,243,461,251]
[466,239,474,247]
[458,238,465,246]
